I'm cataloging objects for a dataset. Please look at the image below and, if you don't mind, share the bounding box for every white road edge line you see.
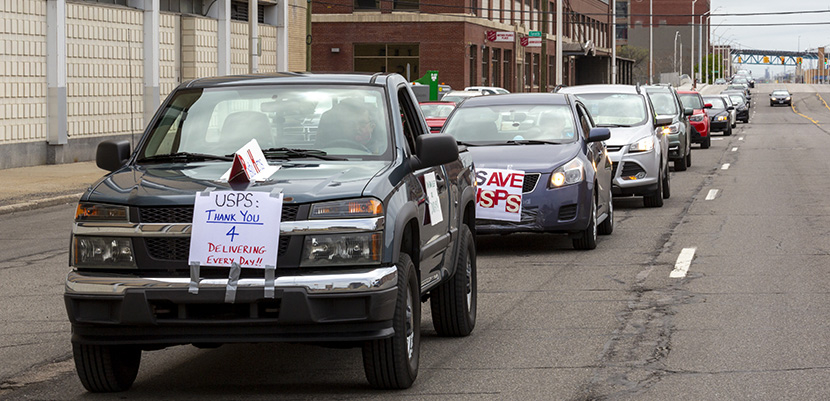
[705,189,719,200]
[721,163,730,170]
[732,147,738,152]
[670,247,697,278]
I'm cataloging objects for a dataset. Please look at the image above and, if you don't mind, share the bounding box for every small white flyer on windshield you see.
[424,172,443,226]
[220,139,279,183]
[475,168,524,222]
[188,190,283,269]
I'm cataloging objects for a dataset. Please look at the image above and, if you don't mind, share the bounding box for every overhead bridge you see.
[731,49,821,66]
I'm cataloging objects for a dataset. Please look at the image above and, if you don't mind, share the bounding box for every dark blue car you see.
[441,93,614,250]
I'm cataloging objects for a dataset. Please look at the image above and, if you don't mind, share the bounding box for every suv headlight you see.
[659,123,679,136]
[689,114,704,122]
[550,157,585,187]
[629,136,655,153]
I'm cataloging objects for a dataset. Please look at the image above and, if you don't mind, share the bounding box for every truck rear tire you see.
[73,343,141,392]
[430,225,477,337]
[362,253,420,389]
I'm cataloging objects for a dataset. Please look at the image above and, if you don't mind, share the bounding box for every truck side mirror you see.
[96,140,131,172]
[410,134,458,170]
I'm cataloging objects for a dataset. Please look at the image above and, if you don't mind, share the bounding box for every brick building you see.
[311,0,629,94]
[615,0,710,84]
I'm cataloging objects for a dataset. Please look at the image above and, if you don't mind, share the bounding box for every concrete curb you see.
[0,193,83,215]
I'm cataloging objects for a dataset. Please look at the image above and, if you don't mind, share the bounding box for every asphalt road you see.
[3,83,830,400]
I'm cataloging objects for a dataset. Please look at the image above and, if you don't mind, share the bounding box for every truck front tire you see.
[430,224,477,336]
[73,343,141,392]
[362,253,420,389]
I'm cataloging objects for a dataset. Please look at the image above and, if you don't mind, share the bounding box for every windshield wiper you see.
[261,147,347,161]
[139,152,234,162]
[456,141,482,147]
[505,139,565,145]
[596,123,632,128]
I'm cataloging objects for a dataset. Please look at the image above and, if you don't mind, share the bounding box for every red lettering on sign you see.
[510,173,524,188]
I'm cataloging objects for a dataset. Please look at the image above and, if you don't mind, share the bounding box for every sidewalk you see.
[0,161,107,215]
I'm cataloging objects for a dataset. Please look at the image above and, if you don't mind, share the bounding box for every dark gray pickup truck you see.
[65,73,477,391]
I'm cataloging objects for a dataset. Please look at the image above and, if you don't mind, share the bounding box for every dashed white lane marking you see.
[711,137,724,141]
[670,247,697,278]
[721,163,730,170]
[739,137,744,141]
[705,189,719,200]
[732,147,738,152]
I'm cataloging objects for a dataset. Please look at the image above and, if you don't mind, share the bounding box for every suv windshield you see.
[678,93,704,109]
[139,85,392,160]
[578,93,648,126]
[646,90,679,116]
[728,95,745,105]
[443,104,577,144]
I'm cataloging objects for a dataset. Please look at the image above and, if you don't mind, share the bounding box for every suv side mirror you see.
[587,127,611,143]
[683,107,694,117]
[96,140,131,172]
[655,116,673,127]
[410,134,459,170]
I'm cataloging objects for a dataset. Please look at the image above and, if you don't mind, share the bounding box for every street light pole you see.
[612,0,616,84]
[691,0,697,80]
[649,0,653,83]
[674,31,681,73]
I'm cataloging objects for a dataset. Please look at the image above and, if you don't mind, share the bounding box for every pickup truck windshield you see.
[140,86,392,160]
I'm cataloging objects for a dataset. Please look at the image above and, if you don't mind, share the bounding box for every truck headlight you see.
[76,203,128,221]
[72,236,136,268]
[310,198,383,219]
[300,232,382,267]
[550,157,584,187]
[629,136,654,153]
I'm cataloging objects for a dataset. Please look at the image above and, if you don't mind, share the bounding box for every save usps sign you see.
[475,168,524,222]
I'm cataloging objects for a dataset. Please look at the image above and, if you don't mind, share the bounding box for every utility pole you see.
[612,0,616,84]
[691,0,697,80]
[541,0,548,91]
[556,0,563,86]
[649,0,653,83]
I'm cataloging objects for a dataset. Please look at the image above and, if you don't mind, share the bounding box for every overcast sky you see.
[709,0,830,77]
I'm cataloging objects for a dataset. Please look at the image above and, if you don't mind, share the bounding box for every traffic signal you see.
[763,56,770,63]
[738,57,742,63]
[797,57,803,64]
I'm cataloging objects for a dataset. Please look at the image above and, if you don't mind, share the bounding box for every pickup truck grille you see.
[139,205,301,223]
[145,236,292,261]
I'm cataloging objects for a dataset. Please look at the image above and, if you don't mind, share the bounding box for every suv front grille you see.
[523,173,541,193]
[139,205,301,223]
[146,236,292,261]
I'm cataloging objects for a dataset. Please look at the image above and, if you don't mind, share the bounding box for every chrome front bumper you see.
[66,266,398,295]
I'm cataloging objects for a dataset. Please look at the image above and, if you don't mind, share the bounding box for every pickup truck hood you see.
[466,143,580,172]
[85,161,391,206]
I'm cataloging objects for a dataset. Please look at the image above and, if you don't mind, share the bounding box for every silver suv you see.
[558,85,671,207]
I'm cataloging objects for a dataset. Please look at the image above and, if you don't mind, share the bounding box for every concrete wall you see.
[0,1,302,169]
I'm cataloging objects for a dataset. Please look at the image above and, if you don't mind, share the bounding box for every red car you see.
[677,91,712,149]
[419,101,456,133]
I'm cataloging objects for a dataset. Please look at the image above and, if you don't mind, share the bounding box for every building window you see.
[355,0,379,10]
[482,47,490,85]
[159,0,203,14]
[90,0,128,5]
[615,1,628,18]
[492,49,501,88]
[503,50,512,91]
[393,0,419,10]
[469,45,478,87]
[354,44,420,80]
[616,25,628,40]
[230,1,265,23]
